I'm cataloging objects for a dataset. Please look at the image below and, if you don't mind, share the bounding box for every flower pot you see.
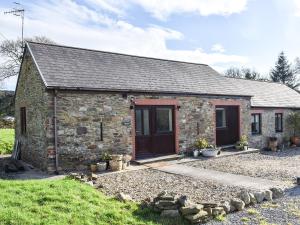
[97,162,107,172]
[111,154,123,161]
[269,140,278,151]
[291,136,300,146]
[193,150,199,157]
[90,164,97,172]
[109,160,123,171]
[201,149,219,157]
[243,145,248,151]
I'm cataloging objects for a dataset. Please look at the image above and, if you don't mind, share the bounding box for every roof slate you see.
[26,42,300,108]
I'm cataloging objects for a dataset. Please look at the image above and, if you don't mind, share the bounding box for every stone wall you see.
[54,92,251,171]
[15,51,53,171]
[249,109,294,148]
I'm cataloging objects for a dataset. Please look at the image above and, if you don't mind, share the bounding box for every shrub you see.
[0,141,13,154]
[0,129,14,154]
[194,138,209,149]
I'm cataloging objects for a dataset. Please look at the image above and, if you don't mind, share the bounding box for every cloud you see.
[294,0,300,16]
[128,0,248,20]
[211,44,226,53]
[0,0,248,90]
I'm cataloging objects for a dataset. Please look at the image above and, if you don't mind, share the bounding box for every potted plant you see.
[101,151,112,170]
[194,138,209,157]
[286,112,300,146]
[268,137,278,151]
[122,154,132,169]
[201,145,221,157]
[235,135,249,151]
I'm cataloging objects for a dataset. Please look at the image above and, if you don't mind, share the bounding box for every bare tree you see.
[0,36,54,81]
[224,66,261,80]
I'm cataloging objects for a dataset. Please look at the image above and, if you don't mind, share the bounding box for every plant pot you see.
[201,149,219,157]
[111,154,123,161]
[109,160,123,171]
[97,161,107,172]
[90,164,97,172]
[291,136,300,146]
[122,162,127,170]
[243,145,248,151]
[193,150,199,157]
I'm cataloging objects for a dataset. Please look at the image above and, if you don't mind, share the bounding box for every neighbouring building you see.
[15,42,300,172]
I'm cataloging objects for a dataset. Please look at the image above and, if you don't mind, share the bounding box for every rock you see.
[249,193,257,204]
[219,200,231,214]
[270,187,284,199]
[230,198,245,211]
[180,204,203,216]
[156,191,177,201]
[155,200,178,210]
[202,202,218,208]
[239,190,251,205]
[185,211,208,224]
[203,207,212,216]
[89,173,98,181]
[254,192,265,203]
[264,190,273,201]
[177,195,192,207]
[116,192,132,202]
[161,209,180,217]
[85,181,94,186]
[212,207,226,216]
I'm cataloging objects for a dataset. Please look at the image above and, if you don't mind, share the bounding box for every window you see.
[20,107,27,135]
[251,113,261,134]
[216,108,226,128]
[275,113,283,132]
[135,109,150,136]
[156,108,173,133]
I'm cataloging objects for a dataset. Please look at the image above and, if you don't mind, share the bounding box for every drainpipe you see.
[54,89,59,174]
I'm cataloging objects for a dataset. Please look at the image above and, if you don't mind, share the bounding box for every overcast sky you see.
[1,0,300,90]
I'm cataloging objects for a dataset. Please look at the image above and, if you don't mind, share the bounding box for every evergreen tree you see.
[270,51,299,89]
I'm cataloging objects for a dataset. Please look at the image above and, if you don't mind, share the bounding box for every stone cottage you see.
[15,42,300,172]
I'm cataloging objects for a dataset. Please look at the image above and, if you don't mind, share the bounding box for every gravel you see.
[95,168,249,203]
[184,149,300,183]
[207,187,300,225]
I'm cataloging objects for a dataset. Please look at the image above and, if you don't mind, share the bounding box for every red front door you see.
[135,106,175,159]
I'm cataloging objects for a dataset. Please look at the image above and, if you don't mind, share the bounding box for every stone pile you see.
[148,188,284,224]
[68,172,97,186]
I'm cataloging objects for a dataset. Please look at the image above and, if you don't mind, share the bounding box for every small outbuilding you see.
[15,42,300,172]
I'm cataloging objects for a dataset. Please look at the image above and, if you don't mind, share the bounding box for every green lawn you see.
[0,129,14,154]
[0,179,187,225]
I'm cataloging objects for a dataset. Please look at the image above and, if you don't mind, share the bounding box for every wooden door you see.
[216,106,239,146]
[135,106,175,159]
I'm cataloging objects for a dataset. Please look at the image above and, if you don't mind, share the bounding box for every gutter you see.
[54,89,59,174]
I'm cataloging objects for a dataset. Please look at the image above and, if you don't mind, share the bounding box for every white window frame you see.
[216,108,226,128]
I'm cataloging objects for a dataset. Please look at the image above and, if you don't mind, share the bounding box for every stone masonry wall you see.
[55,92,251,171]
[15,51,53,171]
[249,109,294,149]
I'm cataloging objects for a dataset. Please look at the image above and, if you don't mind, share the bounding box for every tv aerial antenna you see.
[4,2,25,47]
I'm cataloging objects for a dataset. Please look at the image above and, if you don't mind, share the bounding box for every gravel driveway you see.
[96,168,249,203]
[207,186,300,225]
[184,149,300,184]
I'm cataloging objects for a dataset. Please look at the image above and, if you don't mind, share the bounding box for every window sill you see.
[275,131,283,133]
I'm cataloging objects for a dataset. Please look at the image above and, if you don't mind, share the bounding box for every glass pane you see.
[156,108,173,133]
[216,108,226,128]
[135,109,142,135]
[143,109,150,135]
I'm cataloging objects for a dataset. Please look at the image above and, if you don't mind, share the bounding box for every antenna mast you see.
[4,2,25,47]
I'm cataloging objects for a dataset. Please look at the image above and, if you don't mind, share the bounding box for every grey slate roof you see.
[26,42,300,108]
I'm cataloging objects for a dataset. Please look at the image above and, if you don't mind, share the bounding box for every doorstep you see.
[133,154,183,165]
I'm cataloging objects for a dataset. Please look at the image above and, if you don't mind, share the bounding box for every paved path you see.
[153,164,286,190]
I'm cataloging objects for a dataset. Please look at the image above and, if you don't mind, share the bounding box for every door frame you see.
[131,99,179,160]
[210,99,242,146]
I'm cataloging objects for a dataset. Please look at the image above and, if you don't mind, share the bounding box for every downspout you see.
[54,89,59,174]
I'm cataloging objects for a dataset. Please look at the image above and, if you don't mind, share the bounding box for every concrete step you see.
[134,154,183,165]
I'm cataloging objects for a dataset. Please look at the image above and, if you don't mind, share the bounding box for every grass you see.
[0,129,14,154]
[0,178,188,225]
[247,208,260,216]
[215,214,226,222]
